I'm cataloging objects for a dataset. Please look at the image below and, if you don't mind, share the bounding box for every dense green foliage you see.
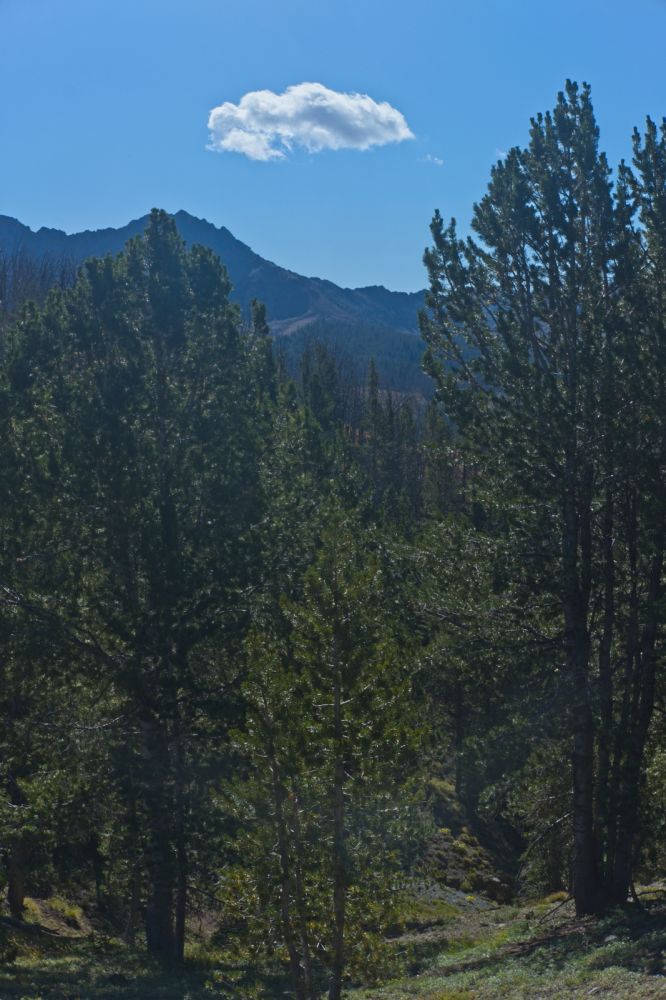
[421,82,666,915]
[2,84,666,999]
[0,211,431,997]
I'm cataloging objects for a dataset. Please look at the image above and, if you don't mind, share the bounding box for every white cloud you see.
[207,82,414,161]
[420,153,444,167]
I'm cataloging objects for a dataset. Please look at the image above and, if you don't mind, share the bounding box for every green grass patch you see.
[3,893,666,999]
[352,895,666,1000]
[392,898,461,934]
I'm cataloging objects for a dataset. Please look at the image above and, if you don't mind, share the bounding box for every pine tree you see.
[420,83,666,914]
[3,211,266,957]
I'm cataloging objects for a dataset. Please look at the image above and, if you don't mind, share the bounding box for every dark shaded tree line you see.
[0,245,77,334]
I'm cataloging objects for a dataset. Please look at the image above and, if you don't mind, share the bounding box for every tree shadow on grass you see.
[0,933,271,1000]
[431,901,666,983]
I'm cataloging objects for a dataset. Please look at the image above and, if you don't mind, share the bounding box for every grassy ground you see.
[1,890,666,998]
[352,888,666,1000]
[0,897,247,999]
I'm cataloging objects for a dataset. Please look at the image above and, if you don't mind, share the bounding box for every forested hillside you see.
[0,211,426,394]
[2,84,666,1000]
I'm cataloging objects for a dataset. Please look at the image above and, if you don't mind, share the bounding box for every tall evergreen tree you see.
[3,211,266,957]
[420,83,666,914]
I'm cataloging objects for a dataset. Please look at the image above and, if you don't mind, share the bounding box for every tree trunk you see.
[609,541,663,902]
[268,741,305,1000]
[453,675,464,799]
[124,758,141,945]
[125,864,141,946]
[328,652,346,1000]
[595,488,614,888]
[174,730,187,963]
[291,784,316,1000]
[140,715,176,959]
[7,846,26,920]
[563,467,598,915]
[174,841,187,963]
[571,680,597,914]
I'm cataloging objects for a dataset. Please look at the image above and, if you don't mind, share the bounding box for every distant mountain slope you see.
[0,210,425,337]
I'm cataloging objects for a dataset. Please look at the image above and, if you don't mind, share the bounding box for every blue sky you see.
[3,0,666,291]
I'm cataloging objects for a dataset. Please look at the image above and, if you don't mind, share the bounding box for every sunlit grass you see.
[351,895,666,1000]
[3,892,666,998]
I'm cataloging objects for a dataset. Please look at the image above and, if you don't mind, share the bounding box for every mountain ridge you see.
[0,210,425,338]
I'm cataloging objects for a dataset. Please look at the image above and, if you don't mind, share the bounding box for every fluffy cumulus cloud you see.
[207,82,414,161]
